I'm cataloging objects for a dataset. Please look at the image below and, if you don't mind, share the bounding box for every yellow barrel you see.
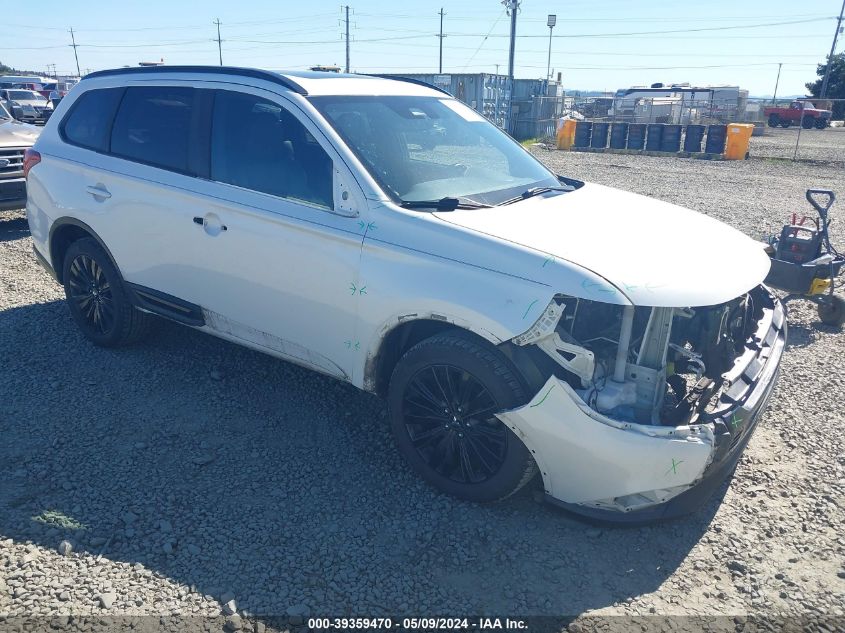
[724,123,754,160]
[557,118,577,150]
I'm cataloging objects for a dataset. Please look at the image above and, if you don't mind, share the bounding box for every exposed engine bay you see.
[509,289,764,427]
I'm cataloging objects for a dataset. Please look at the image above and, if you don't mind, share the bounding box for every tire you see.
[780,120,792,128]
[801,116,814,129]
[62,237,152,347]
[387,331,537,502]
[767,114,780,128]
[814,119,828,130]
[818,295,845,328]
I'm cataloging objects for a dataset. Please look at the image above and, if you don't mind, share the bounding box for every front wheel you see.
[63,237,152,347]
[814,119,828,130]
[387,331,537,502]
[801,116,814,129]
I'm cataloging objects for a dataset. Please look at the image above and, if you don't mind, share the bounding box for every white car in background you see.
[0,88,53,125]
[24,67,785,523]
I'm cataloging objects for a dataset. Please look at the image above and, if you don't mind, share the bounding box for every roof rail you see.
[365,74,453,97]
[82,66,308,95]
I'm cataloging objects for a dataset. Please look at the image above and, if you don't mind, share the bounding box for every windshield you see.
[309,95,559,205]
[9,90,42,101]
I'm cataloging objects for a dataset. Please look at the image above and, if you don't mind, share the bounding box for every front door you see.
[184,87,367,381]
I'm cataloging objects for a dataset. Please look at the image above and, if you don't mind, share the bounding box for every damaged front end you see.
[498,285,786,522]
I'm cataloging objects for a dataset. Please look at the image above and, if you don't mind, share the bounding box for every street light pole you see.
[820,0,845,97]
[546,14,556,82]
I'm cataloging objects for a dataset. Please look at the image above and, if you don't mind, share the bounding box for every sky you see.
[2,0,842,96]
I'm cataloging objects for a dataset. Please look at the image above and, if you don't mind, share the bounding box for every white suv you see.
[25,67,785,523]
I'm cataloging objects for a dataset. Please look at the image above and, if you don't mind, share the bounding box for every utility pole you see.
[214,19,223,66]
[546,15,556,82]
[438,8,446,73]
[69,28,81,77]
[504,0,519,134]
[772,62,783,105]
[820,0,845,97]
[505,0,518,80]
[344,5,351,73]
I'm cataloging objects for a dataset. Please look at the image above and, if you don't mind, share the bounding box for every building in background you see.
[381,73,564,140]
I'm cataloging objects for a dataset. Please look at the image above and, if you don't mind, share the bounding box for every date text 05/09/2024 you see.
[307,617,528,630]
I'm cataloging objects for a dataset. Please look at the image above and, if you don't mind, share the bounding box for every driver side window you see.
[210,90,334,209]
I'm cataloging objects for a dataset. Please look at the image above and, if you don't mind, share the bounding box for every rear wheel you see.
[63,237,151,347]
[387,331,537,502]
[767,114,780,128]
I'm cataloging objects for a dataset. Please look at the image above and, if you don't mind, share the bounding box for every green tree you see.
[806,52,845,119]
[0,61,41,76]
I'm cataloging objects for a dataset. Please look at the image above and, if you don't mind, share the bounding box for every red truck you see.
[764,101,831,129]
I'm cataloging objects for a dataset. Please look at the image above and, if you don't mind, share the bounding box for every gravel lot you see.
[748,125,845,164]
[2,148,844,631]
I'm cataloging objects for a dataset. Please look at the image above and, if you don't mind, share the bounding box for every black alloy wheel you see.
[402,364,508,485]
[67,253,115,335]
[62,237,151,347]
[388,331,537,502]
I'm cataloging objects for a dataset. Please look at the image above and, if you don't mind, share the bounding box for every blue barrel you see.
[609,122,628,149]
[661,124,682,152]
[683,125,705,153]
[645,124,664,151]
[626,124,646,150]
[705,124,727,154]
[590,122,609,149]
[573,121,592,148]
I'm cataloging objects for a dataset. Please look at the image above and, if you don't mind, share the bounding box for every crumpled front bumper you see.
[496,289,786,524]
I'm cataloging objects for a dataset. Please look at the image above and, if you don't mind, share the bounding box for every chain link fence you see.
[521,95,845,165]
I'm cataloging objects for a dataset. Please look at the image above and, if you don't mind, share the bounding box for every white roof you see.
[277,71,445,97]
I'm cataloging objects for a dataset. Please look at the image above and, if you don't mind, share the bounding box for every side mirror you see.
[332,166,360,217]
[10,105,24,120]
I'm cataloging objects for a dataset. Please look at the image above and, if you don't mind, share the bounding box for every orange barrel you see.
[556,118,577,150]
[724,123,754,160]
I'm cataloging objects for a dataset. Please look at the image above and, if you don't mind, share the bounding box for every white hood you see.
[435,183,771,307]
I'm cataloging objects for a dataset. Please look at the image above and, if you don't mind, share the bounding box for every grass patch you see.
[520,137,542,147]
[32,509,86,530]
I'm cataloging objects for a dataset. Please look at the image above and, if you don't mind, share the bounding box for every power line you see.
[460,8,506,71]
[442,17,833,39]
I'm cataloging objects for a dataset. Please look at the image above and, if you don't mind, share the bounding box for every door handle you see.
[86,184,111,200]
[193,215,227,233]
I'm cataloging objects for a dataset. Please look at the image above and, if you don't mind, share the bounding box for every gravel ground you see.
[2,148,845,631]
[748,125,845,164]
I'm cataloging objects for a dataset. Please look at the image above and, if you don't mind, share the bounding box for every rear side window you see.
[61,88,124,152]
[110,86,195,173]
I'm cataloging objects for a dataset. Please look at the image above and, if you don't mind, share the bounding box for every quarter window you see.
[61,88,124,152]
[210,90,333,209]
[110,87,195,173]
